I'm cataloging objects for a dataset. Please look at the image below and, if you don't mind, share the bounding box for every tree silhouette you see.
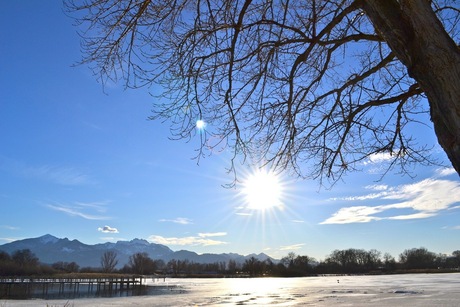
[100,250,119,273]
[452,250,460,268]
[383,252,397,270]
[66,0,459,184]
[399,247,437,269]
[326,248,382,273]
[242,256,264,276]
[128,252,156,275]
[11,249,38,268]
[52,261,80,273]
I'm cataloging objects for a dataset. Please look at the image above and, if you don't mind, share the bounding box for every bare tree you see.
[280,252,297,268]
[101,250,118,273]
[11,249,39,268]
[52,261,80,273]
[65,0,460,184]
[399,247,437,269]
[383,252,397,270]
[452,250,460,267]
[128,252,156,275]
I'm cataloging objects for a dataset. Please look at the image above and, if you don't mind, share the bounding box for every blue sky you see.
[1,0,459,261]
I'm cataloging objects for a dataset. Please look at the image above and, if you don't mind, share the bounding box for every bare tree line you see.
[2,247,460,277]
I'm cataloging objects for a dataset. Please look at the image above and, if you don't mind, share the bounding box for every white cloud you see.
[388,212,437,220]
[362,152,401,174]
[149,234,228,246]
[363,152,394,165]
[158,217,193,225]
[332,192,389,201]
[322,206,384,224]
[435,167,457,177]
[235,212,252,216]
[47,202,111,220]
[280,243,305,251]
[442,225,460,230]
[321,178,460,224]
[98,225,119,233]
[75,201,109,213]
[198,232,227,237]
[365,184,388,191]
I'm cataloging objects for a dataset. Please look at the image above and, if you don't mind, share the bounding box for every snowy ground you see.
[2,273,460,306]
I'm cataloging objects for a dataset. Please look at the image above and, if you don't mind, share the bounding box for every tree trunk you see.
[361,0,460,176]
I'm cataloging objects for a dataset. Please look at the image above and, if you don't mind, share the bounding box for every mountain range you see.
[0,234,275,269]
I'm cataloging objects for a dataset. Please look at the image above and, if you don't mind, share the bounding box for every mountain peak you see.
[38,234,59,244]
[129,238,150,245]
[0,235,277,268]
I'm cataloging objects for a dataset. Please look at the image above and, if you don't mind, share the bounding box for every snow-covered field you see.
[3,273,460,306]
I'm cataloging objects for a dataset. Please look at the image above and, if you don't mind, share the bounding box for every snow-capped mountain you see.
[0,235,173,268]
[0,234,275,268]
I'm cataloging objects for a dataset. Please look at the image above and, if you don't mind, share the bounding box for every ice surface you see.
[3,273,460,306]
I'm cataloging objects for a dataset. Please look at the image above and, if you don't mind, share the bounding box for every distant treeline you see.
[1,247,459,277]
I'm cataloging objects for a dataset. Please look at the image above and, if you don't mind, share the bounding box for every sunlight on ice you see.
[12,273,460,306]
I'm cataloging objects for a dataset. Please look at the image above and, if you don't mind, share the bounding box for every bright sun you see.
[242,169,284,210]
[196,119,206,129]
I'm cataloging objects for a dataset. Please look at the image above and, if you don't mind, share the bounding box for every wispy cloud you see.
[388,212,437,220]
[442,225,460,230]
[435,167,457,177]
[0,225,19,230]
[198,232,227,237]
[235,212,252,216]
[321,178,460,224]
[363,152,394,165]
[362,152,400,174]
[0,237,18,243]
[280,243,305,251]
[149,232,228,246]
[158,217,193,225]
[365,184,389,191]
[47,201,111,220]
[25,165,93,186]
[97,225,119,233]
[82,121,103,131]
[0,156,93,185]
[329,184,392,201]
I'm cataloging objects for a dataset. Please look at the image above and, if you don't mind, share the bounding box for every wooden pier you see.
[0,275,147,299]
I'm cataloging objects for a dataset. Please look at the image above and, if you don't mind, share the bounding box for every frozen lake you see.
[4,273,460,306]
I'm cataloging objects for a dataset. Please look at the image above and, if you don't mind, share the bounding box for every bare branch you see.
[65,0,459,185]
